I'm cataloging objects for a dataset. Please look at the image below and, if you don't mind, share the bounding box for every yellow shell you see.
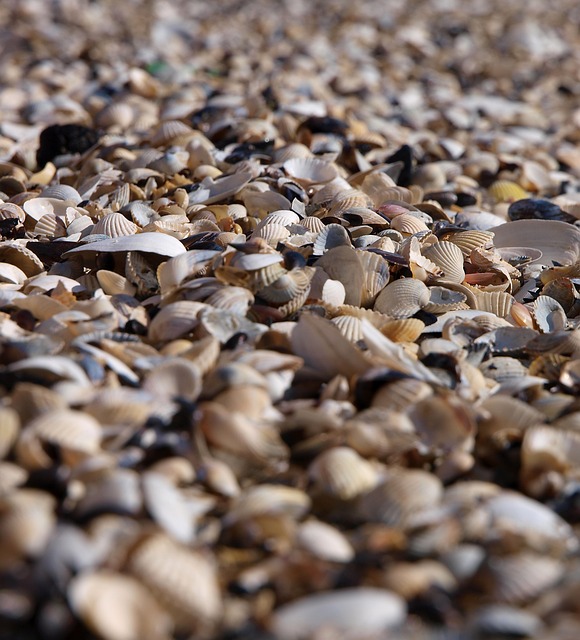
[488,180,528,203]
[380,318,425,343]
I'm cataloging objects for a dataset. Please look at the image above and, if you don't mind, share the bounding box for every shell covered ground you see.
[2,0,580,639]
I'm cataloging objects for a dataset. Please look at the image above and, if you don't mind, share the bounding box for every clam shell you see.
[148,301,206,343]
[296,519,355,562]
[374,278,430,318]
[532,295,568,333]
[312,223,352,256]
[69,570,172,640]
[474,290,515,317]
[331,314,364,343]
[63,232,186,258]
[284,157,338,186]
[269,588,406,639]
[358,250,390,307]
[224,484,311,525]
[204,286,253,314]
[446,230,495,256]
[423,286,468,313]
[258,267,313,308]
[142,358,202,402]
[96,269,137,296]
[0,241,44,276]
[315,245,364,305]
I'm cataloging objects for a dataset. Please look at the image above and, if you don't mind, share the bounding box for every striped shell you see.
[374,278,430,318]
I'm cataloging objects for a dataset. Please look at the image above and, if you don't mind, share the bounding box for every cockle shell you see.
[423,240,465,282]
[374,278,430,318]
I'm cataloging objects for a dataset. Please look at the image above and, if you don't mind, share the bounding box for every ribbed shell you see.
[423,241,465,282]
[93,212,139,237]
[374,278,430,318]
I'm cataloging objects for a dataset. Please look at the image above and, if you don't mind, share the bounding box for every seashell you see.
[0,202,26,223]
[370,378,433,412]
[525,329,580,356]
[142,358,202,402]
[150,120,195,146]
[34,213,67,238]
[410,395,475,452]
[0,489,56,567]
[470,605,543,638]
[0,241,44,276]
[473,552,564,604]
[74,468,142,518]
[312,223,351,256]
[445,229,495,256]
[93,212,139,237]
[541,277,579,314]
[474,290,515,317]
[356,468,443,528]
[532,295,568,333]
[269,588,406,639]
[0,461,27,495]
[328,188,373,216]
[68,570,172,640]
[0,407,20,460]
[528,353,569,381]
[315,245,364,305]
[331,314,364,343]
[309,267,346,306]
[291,313,370,379]
[479,356,529,382]
[253,221,290,245]
[204,286,253,315]
[358,250,390,307]
[283,156,338,186]
[390,212,429,235]
[40,184,82,204]
[224,484,311,526]
[0,261,27,285]
[492,220,580,266]
[360,171,398,207]
[258,267,313,307]
[126,533,222,631]
[374,278,430,318]
[296,519,355,563]
[148,301,206,343]
[381,560,457,600]
[63,232,186,258]
[488,179,528,203]
[16,409,101,470]
[96,269,137,296]
[308,447,380,500]
[380,318,425,343]
[423,286,468,313]
[423,240,465,282]
[198,401,288,464]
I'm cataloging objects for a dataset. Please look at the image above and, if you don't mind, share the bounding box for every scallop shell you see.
[489,180,528,203]
[423,241,465,283]
[532,295,568,333]
[474,290,515,317]
[93,212,139,237]
[312,223,351,256]
[126,533,222,631]
[445,230,495,256]
[374,278,430,318]
[331,314,364,343]
[258,268,313,311]
[390,212,430,235]
[308,447,380,500]
[204,286,254,314]
[41,184,82,204]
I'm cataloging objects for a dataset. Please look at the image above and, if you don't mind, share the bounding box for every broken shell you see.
[532,295,568,333]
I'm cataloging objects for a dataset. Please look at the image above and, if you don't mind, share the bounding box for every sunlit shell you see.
[142,358,202,402]
[423,241,465,282]
[308,447,380,500]
[358,250,390,307]
[371,378,434,411]
[253,221,290,245]
[541,277,579,313]
[374,278,430,318]
[474,290,515,317]
[93,212,139,237]
[258,267,313,307]
[312,223,351,256]
[532,295,568,333]
[331,314,364,343]
[69,570,172,640]
[489,180,528,203]
[390,212,429,235]
[0,241,44,276]
[34,212,67,238]
[126,533,221,631]
[96,269,137,296]
[224,484,311,525]
[380,318,425,342]
[329,189,373,216]
[0,262,27,285]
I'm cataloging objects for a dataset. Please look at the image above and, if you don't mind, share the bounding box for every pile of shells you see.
[2,0,580,638]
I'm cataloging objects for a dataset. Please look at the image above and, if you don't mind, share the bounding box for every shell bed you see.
[1,0,580,639]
